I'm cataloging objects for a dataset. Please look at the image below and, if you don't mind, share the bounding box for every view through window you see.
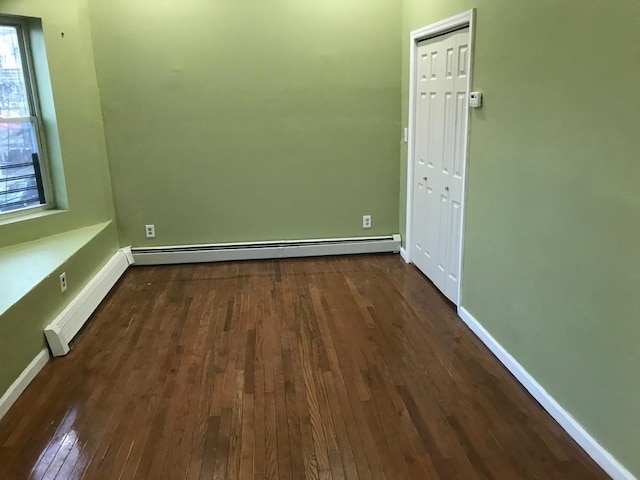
[0,23,49,215]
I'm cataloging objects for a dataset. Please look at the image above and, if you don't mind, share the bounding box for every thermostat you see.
[469,92,482,108]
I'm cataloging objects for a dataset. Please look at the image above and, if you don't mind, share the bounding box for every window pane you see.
[0,26,30,118]
[0,121,45,213]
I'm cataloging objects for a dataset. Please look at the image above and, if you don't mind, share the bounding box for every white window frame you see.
[0,16,53,220]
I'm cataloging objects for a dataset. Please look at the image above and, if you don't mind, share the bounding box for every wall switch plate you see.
[59,272,67,292]
[362,215,372,229]
[145,224,156,238]
[403,127,408,143]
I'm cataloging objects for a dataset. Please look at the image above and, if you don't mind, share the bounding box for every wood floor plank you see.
[0,255,608,480]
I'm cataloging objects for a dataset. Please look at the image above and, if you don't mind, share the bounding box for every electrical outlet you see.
[362,215,372,229]
[145,224,156,238]
[59,272,67,293]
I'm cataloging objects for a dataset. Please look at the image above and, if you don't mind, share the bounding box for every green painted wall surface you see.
[401,1,640,475]
[0,0,116,248]
[1,1,637,475]
[0,223,110,315]
[0,0,118,398]
[87,0,402,246]
[0,222,117,395]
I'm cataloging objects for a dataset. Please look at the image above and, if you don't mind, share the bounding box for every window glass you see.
[0,26,30,118]
[0,24,48,215]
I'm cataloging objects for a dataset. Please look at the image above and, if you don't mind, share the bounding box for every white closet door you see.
[411,27,469,304]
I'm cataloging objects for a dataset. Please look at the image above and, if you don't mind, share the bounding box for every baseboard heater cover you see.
[44,247,134,357]
[132,235,402,266]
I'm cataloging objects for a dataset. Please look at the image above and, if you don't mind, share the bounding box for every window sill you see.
[0,208,66,227]
[0,221,109,316]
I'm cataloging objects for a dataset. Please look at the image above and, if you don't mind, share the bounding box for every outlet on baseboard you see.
[145,224,156,238]
[362,215,372,229]
[59,272,67,293]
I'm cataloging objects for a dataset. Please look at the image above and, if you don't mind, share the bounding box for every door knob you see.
[445,186,449,192]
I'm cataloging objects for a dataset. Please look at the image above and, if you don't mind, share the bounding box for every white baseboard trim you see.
[44,247,133,357]
[0,348,49,420]
[132,235,402,266]
[399,247,410,263]
[458,306,635,480]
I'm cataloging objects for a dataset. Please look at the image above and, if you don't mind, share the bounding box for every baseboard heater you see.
[131,234,402,266]
[45,247,134,357]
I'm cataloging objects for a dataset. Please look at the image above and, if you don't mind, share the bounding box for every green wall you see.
[0,0,118,396]
[400,1,640,475]
[0,223,117,394]
[1,0,637,476]
[86,0,402,247]
[0,0,115,247]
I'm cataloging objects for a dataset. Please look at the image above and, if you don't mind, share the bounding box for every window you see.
[0,19,51,216]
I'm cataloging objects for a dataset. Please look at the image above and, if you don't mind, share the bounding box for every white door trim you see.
[405,9,476,306]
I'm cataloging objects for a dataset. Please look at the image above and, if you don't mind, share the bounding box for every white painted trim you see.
[405,9,476,307]
[399,247,410,263]
[132,235,402,266]
[134,235,399,251]
[457,306,636,480]
[0,348,49,420]
[122,245,135,265]
[44,248,130,357]
[410,10,475,40]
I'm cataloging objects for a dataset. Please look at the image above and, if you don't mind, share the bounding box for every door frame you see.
[404,9,476,306]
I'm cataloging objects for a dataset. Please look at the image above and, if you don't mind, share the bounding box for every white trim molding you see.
[458,306,635,480]
[399,247,410,263]
[132,235,401,266]
[405,9,476,307]
[0,349,49,420]
[122,246,135,265]
[44,247,133,357]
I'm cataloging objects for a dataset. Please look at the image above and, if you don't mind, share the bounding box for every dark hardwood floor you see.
[0,255,606,479]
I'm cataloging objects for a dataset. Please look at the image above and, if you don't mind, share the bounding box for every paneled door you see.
[411,27,469,304]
